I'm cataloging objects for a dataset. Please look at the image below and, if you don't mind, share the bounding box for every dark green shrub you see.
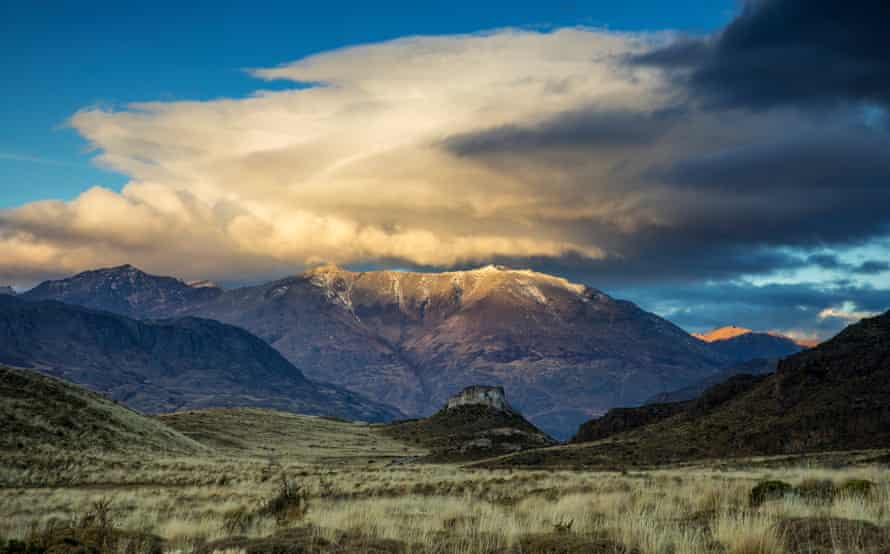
[795,479,835,501]
[750,480,793,507]
[837,479,874,498]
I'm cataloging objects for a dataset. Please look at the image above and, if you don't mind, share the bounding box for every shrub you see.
[259,475,308,525]
[837,479,874,498]
[795,479,835,501]
[750,480,793,507]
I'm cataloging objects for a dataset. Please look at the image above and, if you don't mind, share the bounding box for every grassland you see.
[3,405,890,554]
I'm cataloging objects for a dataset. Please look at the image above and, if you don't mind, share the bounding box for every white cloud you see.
[818,301,879,322]
[0,29,660,284]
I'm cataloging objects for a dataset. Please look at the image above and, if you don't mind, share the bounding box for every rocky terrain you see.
[485,310,890,468]
[382,385,556,462]
[0,365,204,455]
[0,295,401,421]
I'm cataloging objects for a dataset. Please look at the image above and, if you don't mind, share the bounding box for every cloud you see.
[819,301,881,323]
[0,20,889,347]
[635,0,890,109]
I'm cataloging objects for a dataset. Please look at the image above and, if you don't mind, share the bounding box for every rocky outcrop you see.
[383,385,556,462]
[445,385,516,414]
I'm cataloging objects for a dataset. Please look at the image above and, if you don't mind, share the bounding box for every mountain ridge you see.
[0,294,401,421]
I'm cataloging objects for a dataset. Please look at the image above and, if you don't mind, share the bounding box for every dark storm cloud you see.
[444,106,685,156]
[636,0,890,108]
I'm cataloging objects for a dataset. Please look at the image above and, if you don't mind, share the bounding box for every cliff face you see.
[445,385,516,414]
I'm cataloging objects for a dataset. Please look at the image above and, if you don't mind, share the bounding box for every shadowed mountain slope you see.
[483,310,890,468]
[0,295,401,421]
[1,365,204,455]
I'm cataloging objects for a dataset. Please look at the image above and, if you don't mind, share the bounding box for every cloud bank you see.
[3,4,890,338]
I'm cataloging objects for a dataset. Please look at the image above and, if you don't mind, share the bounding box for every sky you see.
[2,0,889,341]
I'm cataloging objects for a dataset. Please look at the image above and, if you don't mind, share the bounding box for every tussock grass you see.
[2,453,889,553]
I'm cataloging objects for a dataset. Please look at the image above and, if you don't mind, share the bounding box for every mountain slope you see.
[695,326,805,363]
[1,365,204,455]
[0,295,401,421]
[22,264,221,318]
[489,310,890,468]
[186,265,728,438]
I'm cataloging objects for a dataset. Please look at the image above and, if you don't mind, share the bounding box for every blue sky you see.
[1,0,735,208]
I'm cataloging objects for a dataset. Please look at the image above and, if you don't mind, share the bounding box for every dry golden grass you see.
[2,451,889,553]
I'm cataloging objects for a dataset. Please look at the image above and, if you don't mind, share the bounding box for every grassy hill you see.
[159,407,427,464]
[1,365,204,455]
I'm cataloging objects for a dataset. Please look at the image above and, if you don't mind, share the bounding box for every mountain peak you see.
[694,325,753,342]
[22,265,222,319]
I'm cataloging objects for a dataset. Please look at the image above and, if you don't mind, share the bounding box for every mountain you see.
[184,265,729,438]
[488,309,890,468]
[645,358,778,404]
[0,295,401,421]
[694,326,806,362]
[381,385,556,462]
[22,264,222,318]
[21,264,734,438]
[1,365,204,457]
[0,286,14,296]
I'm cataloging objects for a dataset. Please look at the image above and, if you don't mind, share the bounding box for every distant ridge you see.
[694,325,806,363]
[22,264,222,318]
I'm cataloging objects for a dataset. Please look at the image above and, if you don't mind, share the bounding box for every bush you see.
[259,475,308,525]
[750,480,793,507]
[795,479,835,501]
[837,479,874,498]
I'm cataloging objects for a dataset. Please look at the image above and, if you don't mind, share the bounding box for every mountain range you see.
[13,264,809,438]
[0,294,400,421]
